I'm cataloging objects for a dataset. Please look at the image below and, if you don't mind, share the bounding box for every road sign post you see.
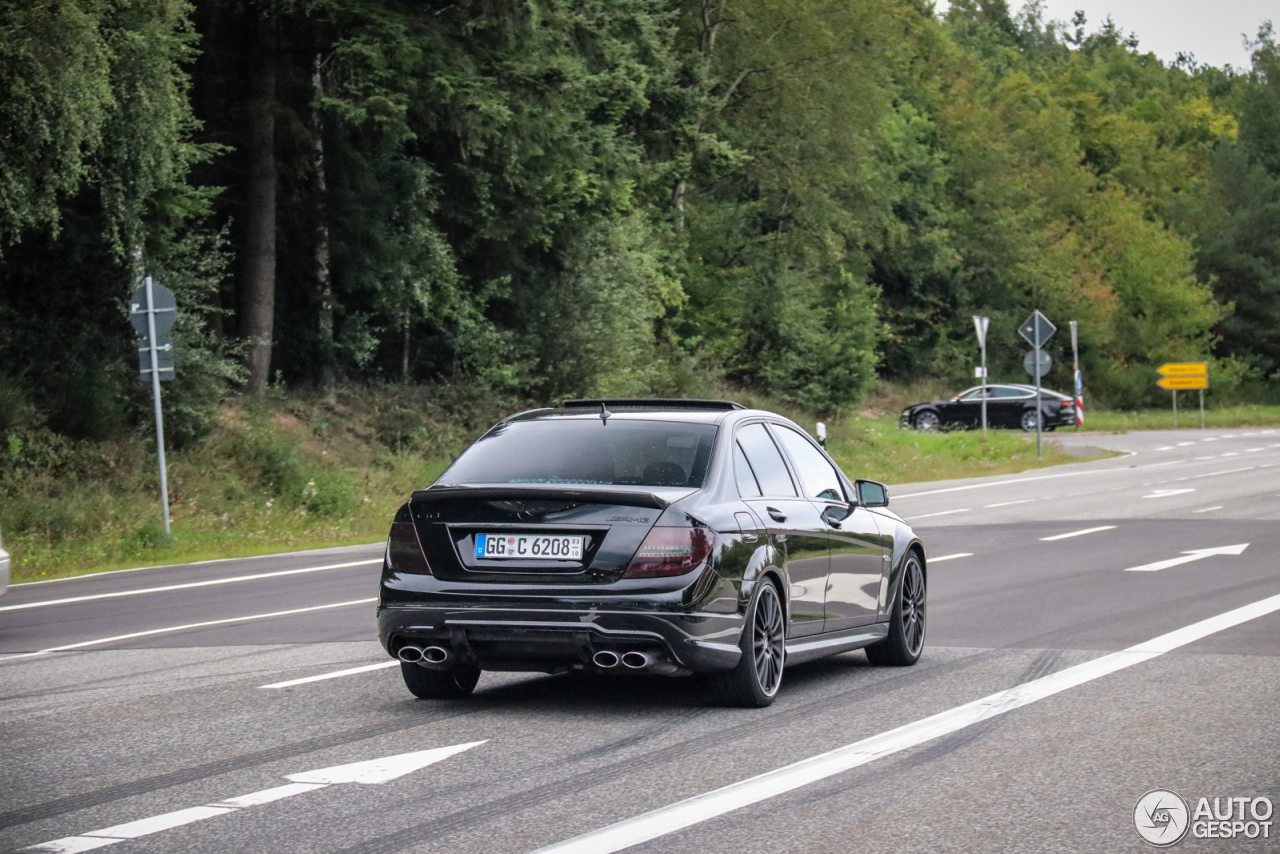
[973,316,990,436]
[1156,363,1207,430]
[1019,310,1057,457]
[1069,321,1082,428]
[129,277,178,535]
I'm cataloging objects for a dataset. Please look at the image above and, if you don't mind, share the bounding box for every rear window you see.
[440,419,719,488]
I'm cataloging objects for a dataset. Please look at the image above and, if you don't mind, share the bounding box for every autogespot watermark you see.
[1134,788,1274,846]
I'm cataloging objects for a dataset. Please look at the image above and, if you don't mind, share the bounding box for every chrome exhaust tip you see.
[621,651,653,670]
[397,645,424,663]
[592,650,620,668]
[422,646,452,665]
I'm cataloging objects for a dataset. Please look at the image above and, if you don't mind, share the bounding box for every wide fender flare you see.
[738,542,789,624]
[885,536,926,610]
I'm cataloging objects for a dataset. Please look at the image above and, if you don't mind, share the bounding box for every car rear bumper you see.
[378,572,745,675]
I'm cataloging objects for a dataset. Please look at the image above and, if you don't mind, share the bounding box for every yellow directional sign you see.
[1158,375,1208,390]
[1157,362,1207,377]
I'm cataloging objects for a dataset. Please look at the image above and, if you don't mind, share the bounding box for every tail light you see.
[1061,400,1074,409]
[623,526,714,578]
[386,507,432,575]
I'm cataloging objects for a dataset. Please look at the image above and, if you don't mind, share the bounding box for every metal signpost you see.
[1070,321,1082,428]
[1019,310,1056,457]
[129,277,178,534]
[973,315,990,436]
[1157,363,1208,429]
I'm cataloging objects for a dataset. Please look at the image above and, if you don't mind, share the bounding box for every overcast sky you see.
[1029,0,1273,69]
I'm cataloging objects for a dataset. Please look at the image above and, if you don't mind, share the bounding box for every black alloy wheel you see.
[400,662,481,699]
[913,410,942,432]
[708,579,786,707]
[866,553,925,666]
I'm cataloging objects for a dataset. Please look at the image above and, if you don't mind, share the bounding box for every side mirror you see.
[855,479,889,508]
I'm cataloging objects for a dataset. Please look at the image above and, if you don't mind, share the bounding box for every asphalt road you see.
[2,428,1278,853]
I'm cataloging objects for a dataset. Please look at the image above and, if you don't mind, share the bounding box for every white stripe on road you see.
[1191,467,1255,479]
[984,499,1036,508]
[903,509,969,521]
[926,553,973,563]
[261,661,399,689]
[892,458,1182,501]
[0,599,378,661]
[15,544,384,587]
[1193,506,1224,513]
[0,560,381,613]
[528,591,1280,854]
[1039,526,1116,541]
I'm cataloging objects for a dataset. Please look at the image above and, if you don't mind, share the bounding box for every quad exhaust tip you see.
[592,650,620,668]
[423,646,451,665]
[397,645,424,663]
[621,651,653,670]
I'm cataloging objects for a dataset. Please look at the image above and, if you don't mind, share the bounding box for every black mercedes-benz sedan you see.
[378,399,926,707]
[900,383,1078,432]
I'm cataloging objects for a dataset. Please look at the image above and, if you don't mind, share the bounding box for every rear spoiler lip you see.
[410,485,692,510]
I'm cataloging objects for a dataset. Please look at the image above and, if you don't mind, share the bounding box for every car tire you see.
[1019,410,1040,432]
[706,578,786,708]
[400,662,481,699]
[912,410,942,432]
[865,552,925,667]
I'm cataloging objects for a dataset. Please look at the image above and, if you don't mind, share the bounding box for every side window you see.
[734,442,762,498]
[773,426,846,502]
[736,424,797,497]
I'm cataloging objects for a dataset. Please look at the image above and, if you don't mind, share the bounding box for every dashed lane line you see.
[1040,526,1116,541]
[903,509,969,521]
[0,560,381,613]
[261,661,399,689]
[926,553,973,563]
[527,590,1280,854]
[0,599,378,662]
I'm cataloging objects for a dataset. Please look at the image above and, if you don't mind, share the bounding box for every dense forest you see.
[1,0,1278,447]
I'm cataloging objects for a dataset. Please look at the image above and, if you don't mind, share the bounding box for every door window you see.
[772,426,846,502]
[736,424,797,497]
[734,442,762,498]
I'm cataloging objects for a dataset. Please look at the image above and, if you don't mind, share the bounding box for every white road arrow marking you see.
[24,742,485,853]
[1124,543,1250,573]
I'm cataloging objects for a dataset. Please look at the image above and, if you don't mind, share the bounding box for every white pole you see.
[1069,321,1080,430]
[145,276,172,535]
[1034,320,1043,457]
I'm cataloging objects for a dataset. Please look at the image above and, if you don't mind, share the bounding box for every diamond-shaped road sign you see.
[1018,310,1056,348]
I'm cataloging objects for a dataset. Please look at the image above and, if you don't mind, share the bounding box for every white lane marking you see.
[1191,467,1255,479]
[1220,452,1241,457]
[1222,434,1238,438]
[927,553,973,563]
[527,592,1280,854]
[1247,448,1264,452]
[0,599,378,662]
[1202,437,1218,441]
[1040,526,1116,541]
[892,458,1174,500]
[1193,506,1225,513]
[25,743,485,853]
[261,661,399,689]
[1176,442,1195,446]
[0,560,381,613]
[984,499,1035,508]
[14,544,384,587]
[1143,489,1195,498]
[1154,446,1175,451]
[1194,456,1216,460]
[1124,543,1250,572]
[903,509,969,521]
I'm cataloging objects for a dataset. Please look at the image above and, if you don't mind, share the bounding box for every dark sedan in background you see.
[379,399,926,707]
[901,383,1078,432]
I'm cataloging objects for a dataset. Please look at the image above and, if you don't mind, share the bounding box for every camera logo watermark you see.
[1135,789,1190,846]
[1135,789,1274,845]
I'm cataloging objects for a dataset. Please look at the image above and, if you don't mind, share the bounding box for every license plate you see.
[474,533,584,560]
